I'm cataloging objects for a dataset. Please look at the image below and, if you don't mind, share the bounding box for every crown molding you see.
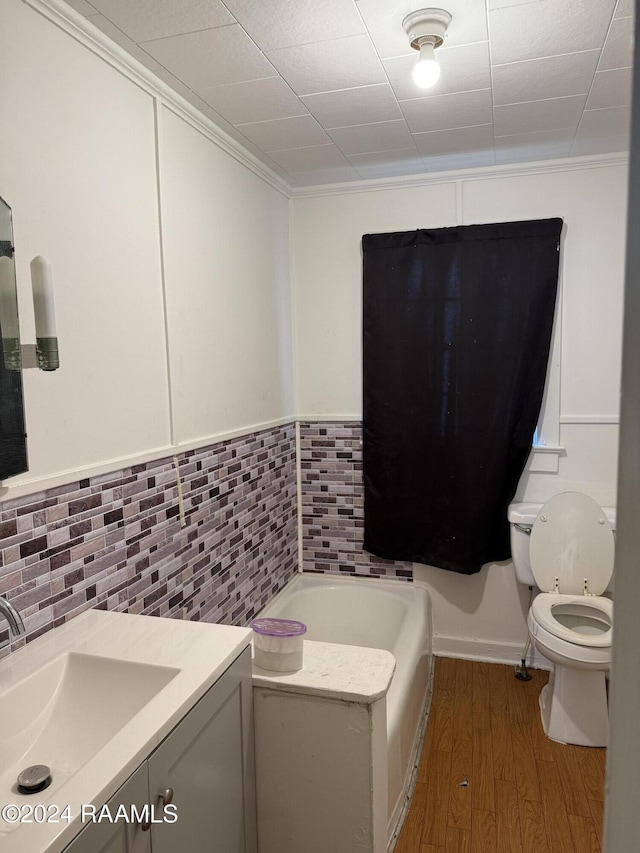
[291,152,630,199]
[21,0,292,199]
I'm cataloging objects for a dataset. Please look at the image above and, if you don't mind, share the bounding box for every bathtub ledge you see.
[251,639,395,703]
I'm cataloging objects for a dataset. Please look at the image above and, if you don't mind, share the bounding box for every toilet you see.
[508,492,615,747]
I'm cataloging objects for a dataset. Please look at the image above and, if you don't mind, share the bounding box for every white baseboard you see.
[432,635,551,670]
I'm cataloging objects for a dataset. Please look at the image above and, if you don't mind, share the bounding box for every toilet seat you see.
[530,593,612,648]
[529,492,615,596]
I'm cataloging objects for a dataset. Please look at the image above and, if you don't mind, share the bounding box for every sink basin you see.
[0,652,179,797]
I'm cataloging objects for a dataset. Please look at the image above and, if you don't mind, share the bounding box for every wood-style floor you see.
[394,657,606,853]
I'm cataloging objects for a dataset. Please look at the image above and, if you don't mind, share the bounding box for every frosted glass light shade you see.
[413,42,440,88]
[30,256,56,338]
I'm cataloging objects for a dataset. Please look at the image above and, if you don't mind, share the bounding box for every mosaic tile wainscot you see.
[300,421,413,581]
[0,424,298,657]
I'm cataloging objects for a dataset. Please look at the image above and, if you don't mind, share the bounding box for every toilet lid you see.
[529,492,615,595]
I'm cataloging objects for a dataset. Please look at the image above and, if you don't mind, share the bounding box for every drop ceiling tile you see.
[86,14,164,71]
[400,89,492,133]
[153,69,211,111]
[268,144,351,174]
[571,132,629,156]
[493,50,600,106]
[494,95,586,136]
[327,120,415,155]
[290,166,361,186]
[222,0,365,51]
[198,77,306,125]
[302,84,402,128]
[141,25,277,90]
[64,0,98,14]
[266,34,386,96]
[422,150,496,171]
[347,147,423,167]
[598,15,634,70]
[494,129,575,164]
[413,123,495,158]
[349,149,426,179]
[586,67,632,109]
[489,0,617,65]
[384,42,491,102]
[488,0,542,8]
[575,105,631,139]
[88,0,234,42]
[355,0,488,60]
[200,112,293,174]
[614,0,634,17]
[236,114,330,152]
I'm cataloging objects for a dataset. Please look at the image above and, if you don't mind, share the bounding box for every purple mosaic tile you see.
[0,424,298,657]
[299,421,413,581]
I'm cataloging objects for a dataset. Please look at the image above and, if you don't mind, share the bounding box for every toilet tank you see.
[507,500,617,588]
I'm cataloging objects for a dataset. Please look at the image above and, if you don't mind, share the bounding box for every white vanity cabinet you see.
[63,647,256,853]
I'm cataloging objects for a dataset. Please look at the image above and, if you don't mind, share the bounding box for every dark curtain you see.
[362,218,563,575]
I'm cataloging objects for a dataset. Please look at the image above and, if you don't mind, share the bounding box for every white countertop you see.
[251,639,395,703]
[0,609,251,853]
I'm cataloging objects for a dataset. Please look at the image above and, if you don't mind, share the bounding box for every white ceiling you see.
[65,0,634,187]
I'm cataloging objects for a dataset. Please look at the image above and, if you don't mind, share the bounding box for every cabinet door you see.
[148,647,256,853]
[63,762,151,853]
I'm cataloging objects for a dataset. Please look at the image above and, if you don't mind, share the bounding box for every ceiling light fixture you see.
[403,8,452,90]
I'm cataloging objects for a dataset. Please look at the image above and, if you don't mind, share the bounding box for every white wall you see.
[159,107,293,445]
[292,161,627,661]
[0,0,294,498]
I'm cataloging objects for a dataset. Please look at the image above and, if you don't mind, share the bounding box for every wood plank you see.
[472,662,491,731]
[453,676,473,742]
[568,814,601,853]
[537,758,575,852]
[576,746,606,801]
[518,798,550,853]
[419,846,444,853]
[417,704,437,784]
[490,704,516,783]
[431,688,454,752]
[394,782,427,853]
[444,826,471,853]
[495,779,523,853]
[471,809,496,853]
[421,750,452,848]
[588,798,604,846]
[448,738,472,830]
[456,658,475,684]
[488,662,510,712]
[511,722,541,802]
[506,667,536,727]
[434,656,457,690]
[471,726,495,812]
[550,741,592,818]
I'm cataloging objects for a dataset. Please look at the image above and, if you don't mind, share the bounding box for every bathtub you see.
[257,572,433,843]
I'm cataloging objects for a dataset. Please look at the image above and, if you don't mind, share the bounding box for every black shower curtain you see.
[362,218,563,575]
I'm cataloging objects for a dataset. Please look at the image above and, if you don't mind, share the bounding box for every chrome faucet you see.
[0,595,26,641]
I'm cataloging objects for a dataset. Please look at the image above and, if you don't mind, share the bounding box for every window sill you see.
[529,444,565,473]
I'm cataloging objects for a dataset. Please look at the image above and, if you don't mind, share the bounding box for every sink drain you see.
[17,765,52,795]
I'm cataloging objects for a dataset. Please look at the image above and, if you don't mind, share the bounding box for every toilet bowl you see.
[508,492,615,747]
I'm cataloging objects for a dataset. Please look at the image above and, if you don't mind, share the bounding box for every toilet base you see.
[540,665,609,747]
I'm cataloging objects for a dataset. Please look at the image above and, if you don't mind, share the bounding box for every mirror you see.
[0,196,28,480]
